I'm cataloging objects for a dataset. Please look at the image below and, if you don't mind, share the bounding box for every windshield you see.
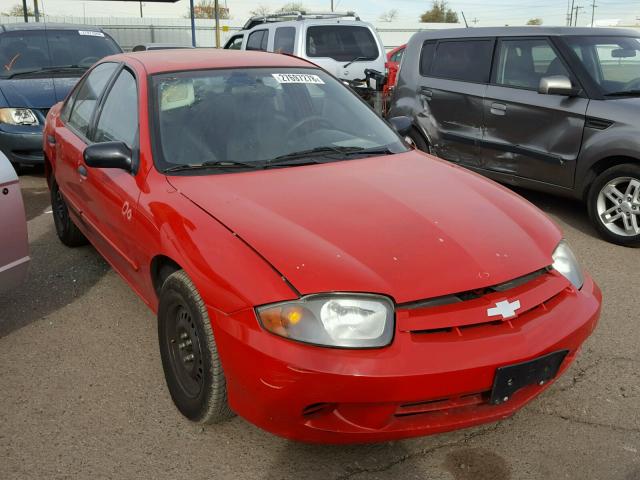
[152,68,406,173]
[564,36,640,95]
[0,29,121,78]
[306,26,379,62]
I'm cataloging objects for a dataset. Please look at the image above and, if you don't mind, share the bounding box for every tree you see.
[1,3,34,16]
[277,2,306,13]
[526,17,543,25]
[185,0,230,19]
[250,5,271,17]
[420,1,458,23]
[379,9,399,22]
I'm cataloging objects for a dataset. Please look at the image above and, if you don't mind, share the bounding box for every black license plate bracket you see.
[490,350,569,405]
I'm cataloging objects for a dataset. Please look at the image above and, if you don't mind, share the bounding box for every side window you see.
[225,35,243,50]
[419,41,436,75]
[391,48,404,63]
[247,30,268,51]
[431,40,494,83]
[66,62,118,137]
[94,69,138,146]
[495,38,570,89]
[274,27,295,54]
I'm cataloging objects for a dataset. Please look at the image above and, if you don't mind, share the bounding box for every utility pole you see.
[22,0,28,21]
[472,17,479,25]
[574,5,583,26]
[33,0,40,22]
[189,0,196,47]
[566,0,572,25]
[214,0,220,48]
[590,1,597,26]
[569,0,575,26]
[331,0,334,12]
[139,1,143,18]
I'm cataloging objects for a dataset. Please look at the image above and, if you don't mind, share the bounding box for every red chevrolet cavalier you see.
[43,49,601,443]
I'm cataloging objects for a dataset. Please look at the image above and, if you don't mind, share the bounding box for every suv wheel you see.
[588,164,640,247]
[50,179,88,247]
[405,127,430,153]
[158,270,234,424]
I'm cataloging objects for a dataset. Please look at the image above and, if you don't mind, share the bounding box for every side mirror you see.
[83,141,132,171]
[538,75,578,96]
[389,116,412,137]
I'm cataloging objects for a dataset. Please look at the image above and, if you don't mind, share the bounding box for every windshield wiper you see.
[604,89,640,97]
[163,160,262,173]
[267,145,395,167]
[4,65,88,79]
[343,56,371,68]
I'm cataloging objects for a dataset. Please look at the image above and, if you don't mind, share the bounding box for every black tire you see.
[404,127,430,153]
[158,270,234,424]
[587,163,640,247]
[50,179,88,247]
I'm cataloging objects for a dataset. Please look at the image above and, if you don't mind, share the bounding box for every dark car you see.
[0,23,121,170]
[390,27,640,246]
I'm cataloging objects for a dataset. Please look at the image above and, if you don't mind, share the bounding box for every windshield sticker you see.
[78,30,105,37]
[272,73,325,84]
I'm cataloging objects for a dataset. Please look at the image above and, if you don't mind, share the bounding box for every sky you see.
[9,0,640,26]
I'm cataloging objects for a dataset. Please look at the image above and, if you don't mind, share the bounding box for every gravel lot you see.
[1,171,638,480]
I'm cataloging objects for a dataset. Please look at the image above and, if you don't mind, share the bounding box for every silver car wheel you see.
[596,176,640,237]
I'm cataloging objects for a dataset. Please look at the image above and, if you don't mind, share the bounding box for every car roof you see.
[0,22,105,33]
[412,26,639,40]
[115,48,317,74]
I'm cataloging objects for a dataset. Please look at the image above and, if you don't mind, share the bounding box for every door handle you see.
[77,165,88,178]
[490,103,507,116]
[419,87,433,99]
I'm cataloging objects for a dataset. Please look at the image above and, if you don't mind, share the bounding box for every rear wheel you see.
[404,127,430,153]
[158,270,234,423]
[587,164,640,247]
[50,179,88,247]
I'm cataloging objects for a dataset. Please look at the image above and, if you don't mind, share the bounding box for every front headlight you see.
[0,108,39,126]
[552,240,584,289]
[256,294,395,348]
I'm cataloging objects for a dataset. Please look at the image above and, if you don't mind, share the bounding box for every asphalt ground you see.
[1,170,639,480]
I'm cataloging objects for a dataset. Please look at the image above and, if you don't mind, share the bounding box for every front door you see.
[481,37,589,188]
[416,38,494,168]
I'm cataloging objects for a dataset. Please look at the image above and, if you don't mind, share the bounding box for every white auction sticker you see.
[78,30,105,37]
[272,73,325,84]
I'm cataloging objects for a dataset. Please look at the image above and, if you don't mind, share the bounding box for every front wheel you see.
[158,270,234,423]
[587,164,640,247]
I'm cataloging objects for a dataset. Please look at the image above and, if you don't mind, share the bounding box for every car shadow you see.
[510,187,599,238]
[0,174,109,338]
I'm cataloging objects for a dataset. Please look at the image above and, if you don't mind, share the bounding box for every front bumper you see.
[0,123,44,165]
[211,274,601,444]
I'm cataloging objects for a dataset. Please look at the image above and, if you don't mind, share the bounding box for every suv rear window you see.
[306,26,378,61]
[430,39,494,83]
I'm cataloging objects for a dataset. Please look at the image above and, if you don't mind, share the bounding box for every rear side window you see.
[247,30,268,51]
[306,26,379,61]
[431,40,494,83]
[495,38,571,90]
[419,41,436,75]
[274,27,295,54]
[66,62,118,137]
[94,69,138,146]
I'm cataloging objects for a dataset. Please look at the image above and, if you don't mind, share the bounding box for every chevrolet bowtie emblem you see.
[487,300,521,320]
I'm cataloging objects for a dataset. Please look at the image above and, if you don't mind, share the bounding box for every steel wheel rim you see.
[166,304,205,399]
[596,176,640,237]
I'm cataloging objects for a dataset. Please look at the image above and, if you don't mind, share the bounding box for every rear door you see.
[416,38,494,167]
[481,37,588,188]
[55,62,119,215]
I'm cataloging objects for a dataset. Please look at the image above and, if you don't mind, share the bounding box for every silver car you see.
[0,152,29,292]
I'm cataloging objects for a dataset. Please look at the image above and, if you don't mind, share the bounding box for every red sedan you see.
[385,44,406,91]
[43,49,601,444]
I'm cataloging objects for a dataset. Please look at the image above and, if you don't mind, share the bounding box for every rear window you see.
[0,29,120,78]
[430,39,494,83]
[419,41,436,75]
[306,26,379,61]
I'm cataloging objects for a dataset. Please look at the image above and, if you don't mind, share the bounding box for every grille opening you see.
[396,391,490,417]
[302,403,334,417]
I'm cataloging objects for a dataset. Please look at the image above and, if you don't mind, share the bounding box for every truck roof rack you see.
[243,11,361,30]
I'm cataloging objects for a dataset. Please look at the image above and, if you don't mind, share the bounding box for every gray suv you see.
[390,27,640,246]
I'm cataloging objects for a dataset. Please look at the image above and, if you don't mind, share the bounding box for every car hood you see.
[0,77,78,109]
[167,152,562,303]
